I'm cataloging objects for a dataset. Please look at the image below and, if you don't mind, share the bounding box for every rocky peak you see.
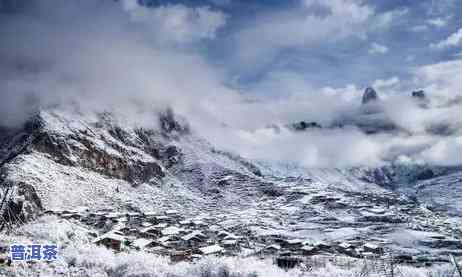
[412,90,426,99]
[0,109,170,185]
[362,87,379,105]
[159,108,190,136]
[291,121,322,131]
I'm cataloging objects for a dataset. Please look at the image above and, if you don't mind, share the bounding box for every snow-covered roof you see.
[141,226,158,233]
[165,209,179,215]
[93,232,125,243]
[364,243,380,250]
[224,234,241,240]
[199,244,224,255]
[219,175,233,181]
[339,242,352,249]
[106,212,123,219]
[286,239,303,245]
[301,246,315,252]
[181,231,206,241]
[112,222,126,230]
[140,222,153,227]
[217,231,231,237]
[266,244,281,250]
[113,230,124,236]
[222,240,237,246]
[132,238,154,249]
[157,236,172,242]
[179,219,192,225]
[144,211,157,217]
[161,226,183,236]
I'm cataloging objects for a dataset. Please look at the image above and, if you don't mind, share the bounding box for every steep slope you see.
[0,108,266,215]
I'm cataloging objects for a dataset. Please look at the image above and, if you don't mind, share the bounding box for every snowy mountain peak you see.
[362,87,379,105]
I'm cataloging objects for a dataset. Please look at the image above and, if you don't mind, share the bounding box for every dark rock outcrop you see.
[159,108,190,136]
[1,182,43,224]
[412,90,426,100]
[291,121,322,131]
[362,87,379,105]
[32,129,165,185]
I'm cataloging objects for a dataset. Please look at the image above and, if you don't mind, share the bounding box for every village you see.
[42,207,400,267]
[33,175,462,271]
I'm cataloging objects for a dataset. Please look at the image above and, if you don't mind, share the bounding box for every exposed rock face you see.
[0,182,43,224]
[359,165,452,189]
[291,121,322,131]
[362,87,379,105]
[412,90,426,99]
[0,107,266,217]
[31,120,165,185]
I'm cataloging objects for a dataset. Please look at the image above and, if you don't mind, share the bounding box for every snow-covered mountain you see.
[287,88,461,136]
[0,100,461,272]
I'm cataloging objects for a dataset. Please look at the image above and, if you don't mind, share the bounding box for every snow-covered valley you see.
[1,105,461,276]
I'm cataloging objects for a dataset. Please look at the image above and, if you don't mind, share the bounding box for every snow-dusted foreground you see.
[0,217,455,277]
[2,253,453,277]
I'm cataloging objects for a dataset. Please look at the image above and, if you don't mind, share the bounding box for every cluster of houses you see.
[44,208,387,263]
[46,208,250,261]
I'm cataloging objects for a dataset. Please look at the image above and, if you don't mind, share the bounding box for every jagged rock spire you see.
[362,87,379,105]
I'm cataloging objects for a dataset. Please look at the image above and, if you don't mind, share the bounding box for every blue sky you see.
[136,0,462,92]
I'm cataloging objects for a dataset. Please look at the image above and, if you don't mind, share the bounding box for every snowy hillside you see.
[0,106,461,275]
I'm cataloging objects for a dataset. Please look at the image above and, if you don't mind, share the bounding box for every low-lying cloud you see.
[1,0,462,169]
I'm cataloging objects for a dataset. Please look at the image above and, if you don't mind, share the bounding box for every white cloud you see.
[431,28,462,49]
[372,8,408,29]
[233,0,404,69]
[410,16,450,33]
[427,17,449,28]
[410,25,429,32]
[369,42,389,55]
[0,0,235,128]
[223,127,386,168]
[427,0,456,16]
[302,0,373,23]
[419,136,462,166]
[372,77,399,90]
[121,1,227,45]
[414,58,462,98]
